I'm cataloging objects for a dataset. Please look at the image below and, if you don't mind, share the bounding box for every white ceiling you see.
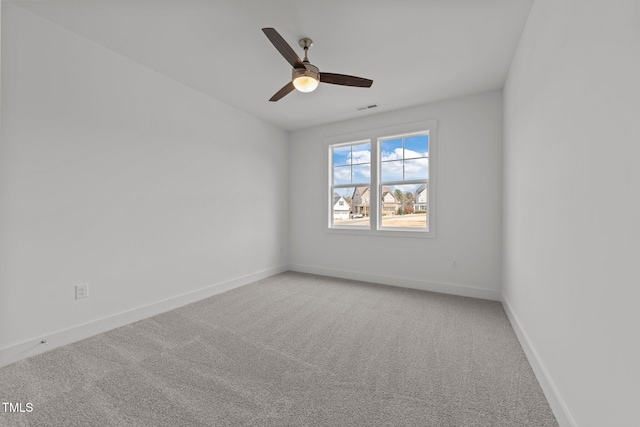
[10,0,534,131]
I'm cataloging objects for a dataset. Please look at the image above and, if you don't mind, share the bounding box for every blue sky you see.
[332,134,429,185]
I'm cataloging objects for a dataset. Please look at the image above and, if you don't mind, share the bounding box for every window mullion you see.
[402,138,405,181]
[370,137,379,230]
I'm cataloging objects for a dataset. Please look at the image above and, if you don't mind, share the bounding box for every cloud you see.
[381,148,403,161]
[333,167,351,184]
[405,158,428,172]
[405,149,428,159]
[350,149,371,164]
[381,148,428,161]
[381,156,428,181]
[353,163,370,179]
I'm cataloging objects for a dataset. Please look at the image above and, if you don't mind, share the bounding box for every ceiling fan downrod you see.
[299,38,313,63]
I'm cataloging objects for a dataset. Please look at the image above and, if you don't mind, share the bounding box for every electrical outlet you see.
[451,260,459,269]
[75,284,88,299]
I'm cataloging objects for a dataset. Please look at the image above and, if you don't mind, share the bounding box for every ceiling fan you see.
[262,27,373,102]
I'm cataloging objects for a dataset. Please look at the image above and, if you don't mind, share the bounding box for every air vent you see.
[356,104,378,111]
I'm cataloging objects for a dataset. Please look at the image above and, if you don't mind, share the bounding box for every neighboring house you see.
[414,182,428,211]
[380,187,400,215]
[333,194,351,220]
[351,186,370,216]
[352,186,400,216]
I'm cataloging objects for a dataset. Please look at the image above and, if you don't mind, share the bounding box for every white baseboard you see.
[501,297,577,427]
[0,265,288,368]
[289,263,501,301]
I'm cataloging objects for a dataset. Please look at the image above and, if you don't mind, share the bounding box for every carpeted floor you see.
[0,272,557,426]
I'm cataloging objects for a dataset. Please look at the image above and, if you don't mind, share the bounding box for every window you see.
[330,141,371,228]
[379,133,429,230]
[326,120,436,237]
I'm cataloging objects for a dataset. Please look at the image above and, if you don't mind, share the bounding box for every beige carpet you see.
[0,272,557,426]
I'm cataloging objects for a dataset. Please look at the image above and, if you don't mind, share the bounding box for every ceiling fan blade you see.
[320,73,373,88]
[262,28,305,69]
[269,82,295,102]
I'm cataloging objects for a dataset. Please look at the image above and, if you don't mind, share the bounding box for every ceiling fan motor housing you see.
[292,63,320,92]
[292,63,319,82]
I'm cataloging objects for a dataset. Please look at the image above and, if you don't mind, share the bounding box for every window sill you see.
[325,227,435,239]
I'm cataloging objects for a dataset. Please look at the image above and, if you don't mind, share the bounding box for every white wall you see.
[503,0,640,426]
[0,3,288,365]
[289,91,503,300]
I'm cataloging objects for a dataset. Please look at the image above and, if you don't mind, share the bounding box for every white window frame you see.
[328,139,372,230]
[324,120,437,238]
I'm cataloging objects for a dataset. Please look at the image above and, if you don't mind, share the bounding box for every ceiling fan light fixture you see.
[292,66,319,93]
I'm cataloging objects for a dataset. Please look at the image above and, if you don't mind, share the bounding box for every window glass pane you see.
[380,139,403,161]
[332,187,370,227]
[404,158,428,180]
[380,183,428,230]
[351,144,371,165]
[352,164,370,184]
[381,160,403,182]
[333,165,351,185]
[333,146,351,166]
[404,135,428,159]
